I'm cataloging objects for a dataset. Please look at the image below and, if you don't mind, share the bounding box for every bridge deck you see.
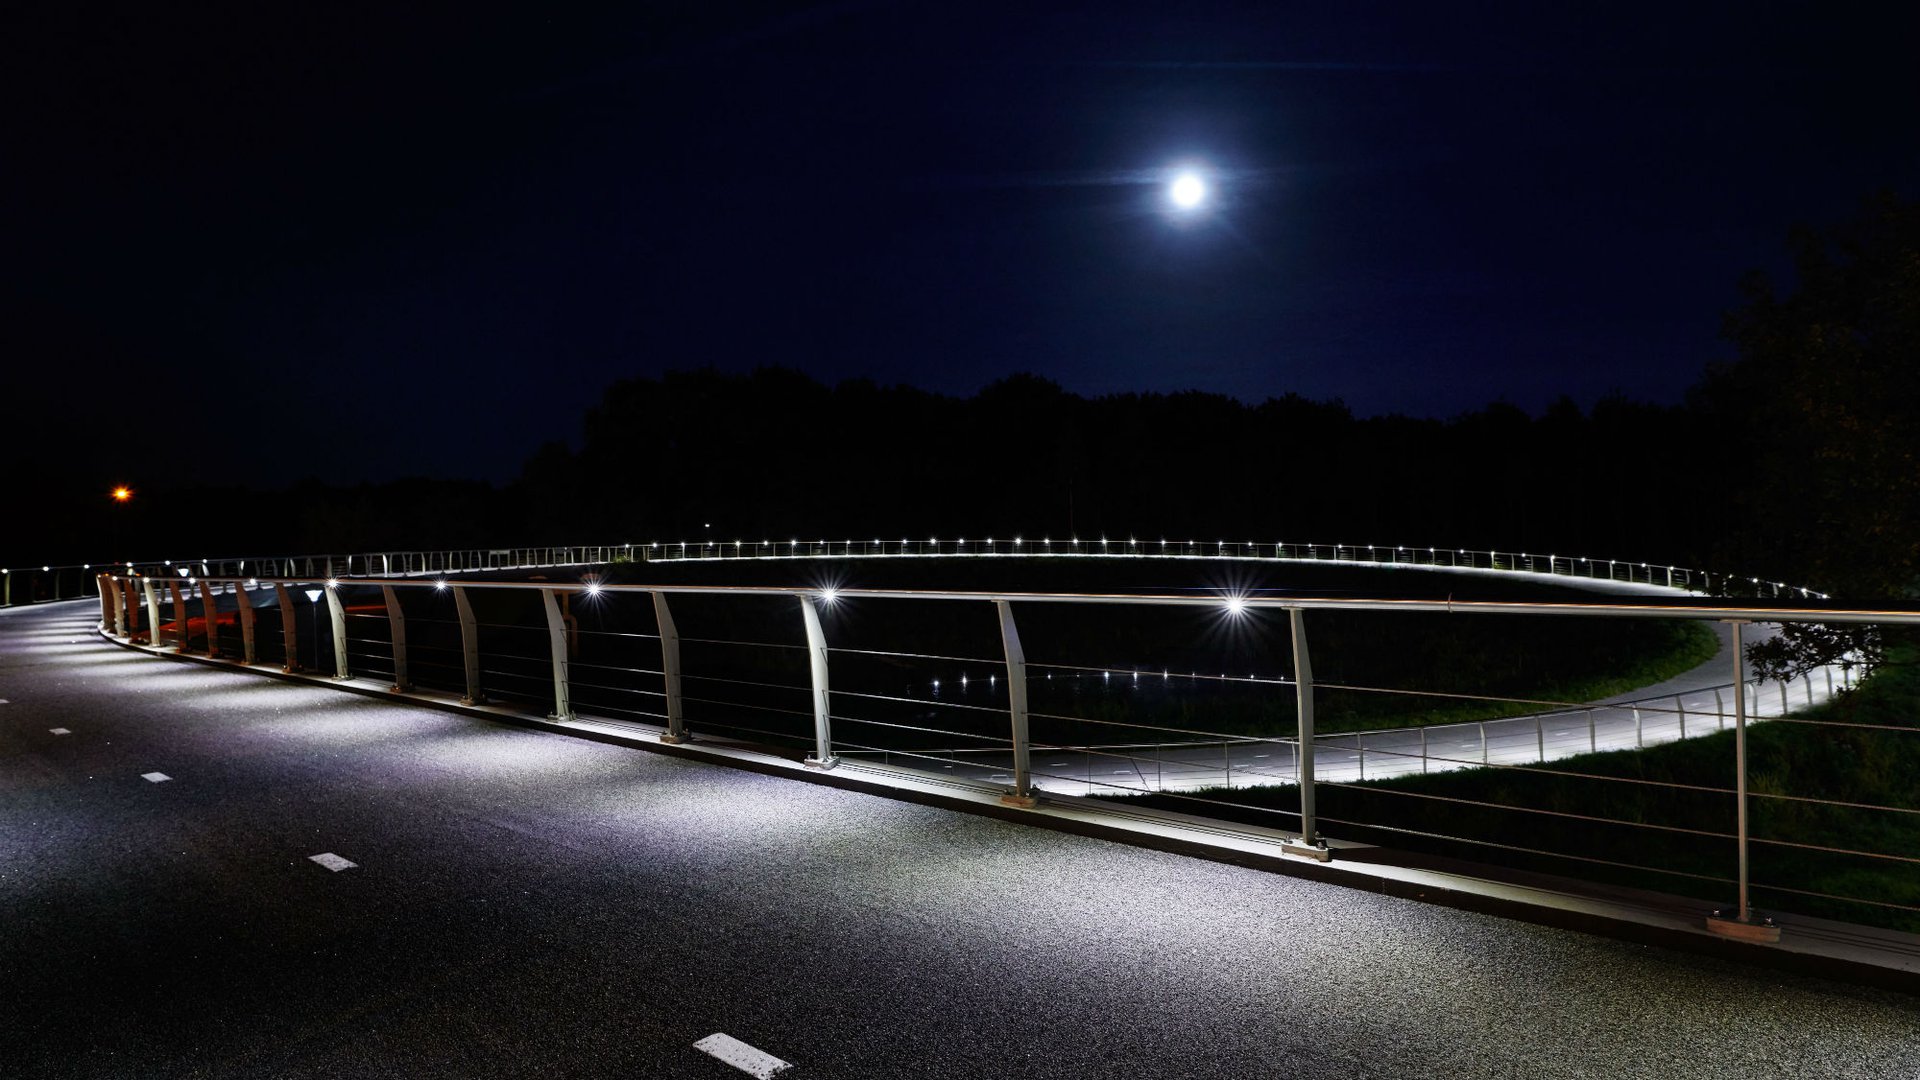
[4,601,1916,1079]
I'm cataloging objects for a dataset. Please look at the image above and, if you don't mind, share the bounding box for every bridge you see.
[4,543,1919,1076]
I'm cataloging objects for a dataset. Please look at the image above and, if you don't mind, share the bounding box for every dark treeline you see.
[516,370,1716,570]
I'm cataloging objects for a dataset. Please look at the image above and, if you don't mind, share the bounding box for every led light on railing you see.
[1224,596,1248,616]
[326,579,338,588]
[819,589,838,604]
[586,582,603,596]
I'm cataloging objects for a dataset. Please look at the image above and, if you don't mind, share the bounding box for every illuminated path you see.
[867,621,1858,796]
[4,600,1916,1078]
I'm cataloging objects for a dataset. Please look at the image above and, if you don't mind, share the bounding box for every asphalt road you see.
[5,600,1918,1079]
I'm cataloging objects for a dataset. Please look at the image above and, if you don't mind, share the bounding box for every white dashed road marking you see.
[308,853,358,872]
[142,772,171,783]
[49,728,71,735]
[693,1033,792,1078]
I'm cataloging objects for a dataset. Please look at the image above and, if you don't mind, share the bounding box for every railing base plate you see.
[1282,840,1333,862]
[999,793,1040,809]
[1706,914,1781,943]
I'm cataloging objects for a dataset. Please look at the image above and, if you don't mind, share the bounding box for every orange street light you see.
[111,486,133,503]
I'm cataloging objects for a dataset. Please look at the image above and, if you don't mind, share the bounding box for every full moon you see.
[1169,172,1206,209]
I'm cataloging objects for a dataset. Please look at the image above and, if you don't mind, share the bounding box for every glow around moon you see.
[1169,172,1206,209]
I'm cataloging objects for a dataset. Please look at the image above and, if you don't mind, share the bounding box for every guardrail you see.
[7,537,1827,609]
[90,563,1915,946]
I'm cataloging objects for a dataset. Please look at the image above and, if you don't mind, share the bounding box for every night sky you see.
[8,3,1915,490]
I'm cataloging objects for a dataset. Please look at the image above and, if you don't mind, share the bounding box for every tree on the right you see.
[1692,192,1920,679]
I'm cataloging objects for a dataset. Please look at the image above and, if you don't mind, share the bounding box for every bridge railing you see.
[88,565,1916,945]
[7,535,1828,609]
[630,536,1826,599]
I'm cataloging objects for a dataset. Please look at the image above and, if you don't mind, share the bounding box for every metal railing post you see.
[142,578,162,647]
[1633,706,1642,747]
[1677,695,1687,738]
[994,599,1035,805]
[197,578,221,658]
[168,580,190,653]
[105,575,126,636]
[1284,607,1327,859]
[1420,726,1428,773]
[381,586,410,692]
[123,573,140,638]
[539,588,572,719]
[799,595,836,769]
[1715,688,1725,729]
[1587,708,1596,753]
[234,582,257,665]
[452,586,482,705]
[324,584,350,679]
[273,584,300,672]
[1536,715,1545,761]
[97,574,115,628]
[1708,620,1778,940]
[1480,721,1488,764]
[651,591,687,743]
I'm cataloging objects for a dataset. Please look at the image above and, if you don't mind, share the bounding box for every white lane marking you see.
[142,772,171,783]
[1255,754,1270,758]
[309,852,358,872]
[694,1033,792,1078]
[50,728,71,735]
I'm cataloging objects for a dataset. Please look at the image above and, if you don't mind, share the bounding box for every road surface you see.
[4,600,1915,1078]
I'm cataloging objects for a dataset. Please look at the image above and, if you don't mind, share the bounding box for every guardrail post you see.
[1708,620,1778,941]
[452,586,482,705]
[1714,688,1724,728]
[1480,721,1488,763]
[540,588,572,720]
[1587,708,1596,753]
[97,574,115,628]
[1536,715,1544,760]
[234,582,257,664]
[197,578,221,658]
[993,599,1036,806]
[273,585,301,672]
[104,575,125,635]
[142,578,162,647]
[324,584,350,679]
[381,586,410,692]
[1676,695,1687,738]
[1778,680,1788,715]
[1633,706,1643,747]
[168,580,190,653]
[122,574,140,638]
[1420,726,1428,773]
[799,595,836,769]
[651,591,687,743]
[1284,607,1328,859]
